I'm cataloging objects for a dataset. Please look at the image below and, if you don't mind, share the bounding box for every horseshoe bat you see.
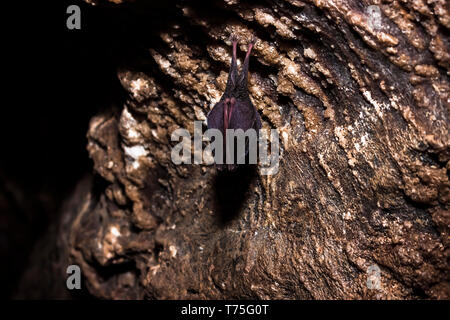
[206,35,262,171]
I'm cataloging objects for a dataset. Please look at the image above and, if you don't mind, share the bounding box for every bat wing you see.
[207,101,226,170]
[207,99,261,171]
[228,100,261,165]
[229,100,260,132]
[206,101,224,132]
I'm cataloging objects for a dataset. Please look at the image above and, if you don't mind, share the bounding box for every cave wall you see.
[16,0,449,299]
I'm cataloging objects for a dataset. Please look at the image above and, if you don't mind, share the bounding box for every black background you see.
[3,0,449,305]
[2,0,180,299]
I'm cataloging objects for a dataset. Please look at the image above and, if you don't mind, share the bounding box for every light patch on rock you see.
[150,265,160,276]
[130,78,148,97]
[124,145,148,171]
[286,63,299,76]
[110,226,121,238]
[120,107,141,140]
[362,90,389,118]
[124,145,148,160]
[361,133,369,147]
[169,245,177,258]
[304,47,317,59]
[254,8,295,38]
[366,5,382,30]
[194,105,207,121]
[132,161,140,169]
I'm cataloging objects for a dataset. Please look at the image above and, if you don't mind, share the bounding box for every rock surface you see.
[20,0,449,299]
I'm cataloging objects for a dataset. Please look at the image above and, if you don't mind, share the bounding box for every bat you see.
[207,35,262,171]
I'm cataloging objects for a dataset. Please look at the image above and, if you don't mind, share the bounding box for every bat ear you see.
[229,33,238,43]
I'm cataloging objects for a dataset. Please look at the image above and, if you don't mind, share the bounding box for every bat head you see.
[223,35,255,100]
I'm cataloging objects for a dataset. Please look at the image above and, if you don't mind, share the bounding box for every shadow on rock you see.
[213,165,258,226]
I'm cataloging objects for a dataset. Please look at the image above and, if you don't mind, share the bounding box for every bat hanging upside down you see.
[206,35,262,171]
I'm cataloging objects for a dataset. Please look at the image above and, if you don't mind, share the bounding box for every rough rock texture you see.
[20,0,449,299]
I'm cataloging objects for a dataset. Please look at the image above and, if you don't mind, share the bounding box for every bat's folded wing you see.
[206,101,224,132]
[230,101,260,132]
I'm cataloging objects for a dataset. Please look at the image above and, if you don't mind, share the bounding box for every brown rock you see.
[20,0,449,299]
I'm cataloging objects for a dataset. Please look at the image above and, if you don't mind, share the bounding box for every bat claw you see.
[229,33,238,44]
[249,35,256,45]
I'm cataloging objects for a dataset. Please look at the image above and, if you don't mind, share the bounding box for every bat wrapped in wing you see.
[207,35,262,171]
